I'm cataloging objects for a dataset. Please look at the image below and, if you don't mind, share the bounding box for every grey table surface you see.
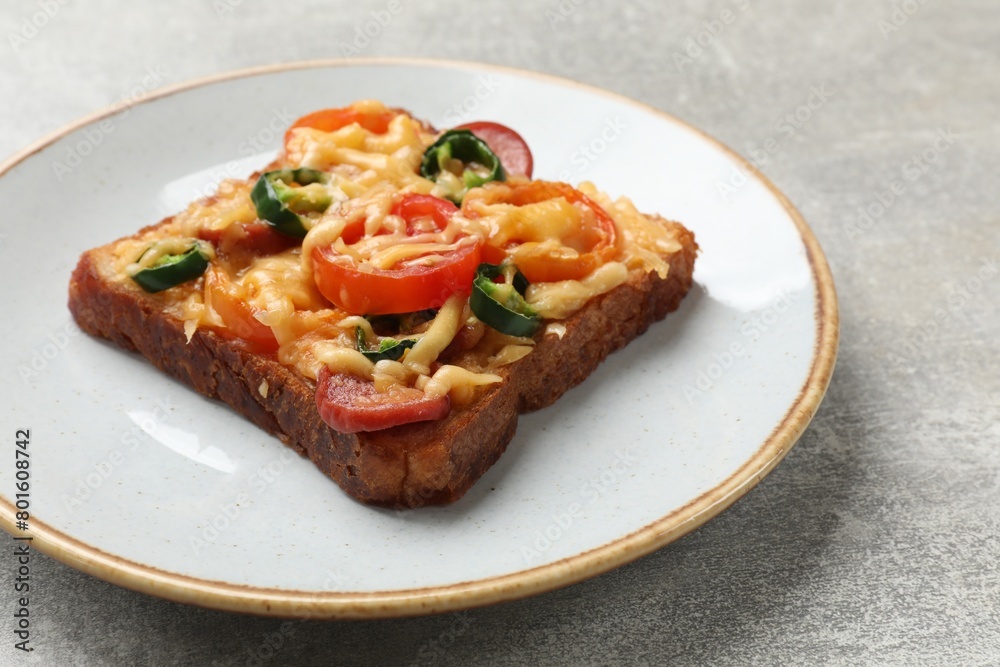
[1,1,998,665]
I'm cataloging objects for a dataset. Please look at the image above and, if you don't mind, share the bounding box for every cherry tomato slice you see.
[312,194,481,315]
[284,106,396,149]
[313,243,480,316]
[391,193,459,234]
[463,181,618,284]
[454,121,533,178]
[315,368,450,433]
[205,267,279,353]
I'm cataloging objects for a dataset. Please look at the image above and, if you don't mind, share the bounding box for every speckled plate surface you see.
[0,59,837,619]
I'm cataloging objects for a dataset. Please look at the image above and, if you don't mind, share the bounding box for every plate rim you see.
[0,57,839,619]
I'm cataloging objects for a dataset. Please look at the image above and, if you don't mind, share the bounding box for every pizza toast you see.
[68,101,697,507]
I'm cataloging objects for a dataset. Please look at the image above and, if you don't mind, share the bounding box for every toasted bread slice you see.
[68,216,695,508]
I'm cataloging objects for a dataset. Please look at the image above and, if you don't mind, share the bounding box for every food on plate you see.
[68,100,697,507]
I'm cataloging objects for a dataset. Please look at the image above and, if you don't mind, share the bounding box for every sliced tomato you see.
[204,267,279,353]
[338,194,458,245]
[454,121,533,178]
[462,181,618,283]
[312,194,481,315]
[391,193,459,234]
[315,368,450,433]
[283,106,396,149]
[313,244,480,315]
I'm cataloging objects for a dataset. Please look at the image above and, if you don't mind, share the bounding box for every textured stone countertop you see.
[1,1,997,665]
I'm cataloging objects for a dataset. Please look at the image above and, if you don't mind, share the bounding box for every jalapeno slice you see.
[420,130,505,202]
[250,167,332,239]
[355,327,417,363]
[469,262,541,338]
[130,243,210,293]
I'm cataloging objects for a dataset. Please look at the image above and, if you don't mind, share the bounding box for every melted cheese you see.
[404,294,465,376]
[526,261,629,320]
[487,344,534,369]
[577,182,683,278]
[108,100,690,409]
[368,238,472,270]
[179,291,209,342]
[418,365,502,403]
[239,251,326,331]
[487,199,583,247]
[337,315,375,341]
[182,180,257,236]
[124,238,214,276]
[545,323,567,339]
[372,359,411,393]
[313,344,375,379]
[288,104,433,192]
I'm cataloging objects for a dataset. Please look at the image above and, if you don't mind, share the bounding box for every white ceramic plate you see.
[0,59,837,618]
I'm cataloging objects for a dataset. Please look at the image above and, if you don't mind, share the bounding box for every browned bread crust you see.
[68,221,696,508]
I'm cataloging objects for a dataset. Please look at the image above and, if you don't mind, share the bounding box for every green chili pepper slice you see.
[420,130,506,201]
[130,243,210,293]
[250,167,332,239]
[355,327,417,363]
[470,262,542,338]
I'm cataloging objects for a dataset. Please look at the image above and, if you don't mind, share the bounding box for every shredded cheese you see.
[404,294,465,376]
[124,238,213,277]
[337,315,375,341]
[487,344,534,369]
[107,100,690,409]
[417,365,502,403]
[313,344,375,380]
[526,261,629,320]
[545,323,567,339]
[578,182,683,278]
